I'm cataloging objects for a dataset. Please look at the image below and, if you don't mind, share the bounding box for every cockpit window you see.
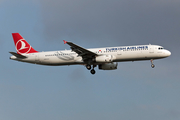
[158,47,164,50]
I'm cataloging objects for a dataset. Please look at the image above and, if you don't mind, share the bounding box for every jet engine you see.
[98,62,118,70]
[94,55,113,63]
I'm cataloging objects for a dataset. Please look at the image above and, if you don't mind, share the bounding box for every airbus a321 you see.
[9,33,171,74]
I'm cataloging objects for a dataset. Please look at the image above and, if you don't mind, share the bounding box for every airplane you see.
[9,33,171,75]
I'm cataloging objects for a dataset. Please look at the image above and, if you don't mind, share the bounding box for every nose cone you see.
[166,50,171,56]
[164,50,171,57]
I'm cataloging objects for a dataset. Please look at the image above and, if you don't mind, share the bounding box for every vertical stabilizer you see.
[12,33,38,54]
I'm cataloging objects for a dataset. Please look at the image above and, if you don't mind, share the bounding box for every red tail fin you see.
[12,33,38,54]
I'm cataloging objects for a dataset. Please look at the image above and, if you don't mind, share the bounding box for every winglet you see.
[63,40,67,44]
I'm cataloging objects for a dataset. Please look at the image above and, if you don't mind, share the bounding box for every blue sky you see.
[0,0,180,120]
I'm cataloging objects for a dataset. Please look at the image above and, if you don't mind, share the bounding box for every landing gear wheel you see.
[90,69,96,74]
[86,65,91,70]
[151,64,155,68]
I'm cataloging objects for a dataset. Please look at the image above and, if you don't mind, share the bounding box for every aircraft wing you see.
[63,40,98,59]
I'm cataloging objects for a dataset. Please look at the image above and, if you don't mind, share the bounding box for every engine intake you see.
[99,62,118,70]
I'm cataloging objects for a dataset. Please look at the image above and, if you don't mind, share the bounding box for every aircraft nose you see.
[166,50,171,56]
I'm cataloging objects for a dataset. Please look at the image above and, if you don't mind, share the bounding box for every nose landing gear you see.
[150,59,155,68]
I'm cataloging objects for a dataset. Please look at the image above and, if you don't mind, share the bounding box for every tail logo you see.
[16,39,31,54]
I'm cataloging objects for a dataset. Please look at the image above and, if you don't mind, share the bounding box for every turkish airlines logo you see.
[16,39,31,54]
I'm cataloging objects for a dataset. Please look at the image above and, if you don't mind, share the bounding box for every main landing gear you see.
[90,69,96,74]
[86,64,96,75]
[150,59,155,68]
[86,64,91,70]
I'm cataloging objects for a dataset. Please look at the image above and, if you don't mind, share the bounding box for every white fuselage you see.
[10,44,171,66]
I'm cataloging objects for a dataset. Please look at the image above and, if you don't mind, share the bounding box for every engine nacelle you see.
[98,62,118,70]
[94,55,113,63]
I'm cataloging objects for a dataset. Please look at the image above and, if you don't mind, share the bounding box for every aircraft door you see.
[35,54,39,63]
[117,50,122,55]
[117,50,123,60]
[149,45,154,53]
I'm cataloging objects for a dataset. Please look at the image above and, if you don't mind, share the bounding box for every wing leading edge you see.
[64,40,98,60]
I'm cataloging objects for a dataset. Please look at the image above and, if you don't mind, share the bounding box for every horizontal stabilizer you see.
[9,52,27,59]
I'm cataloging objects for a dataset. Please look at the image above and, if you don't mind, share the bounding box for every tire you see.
[86,65,91,70]
[151,64,155,68]
[90,69,96,74]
